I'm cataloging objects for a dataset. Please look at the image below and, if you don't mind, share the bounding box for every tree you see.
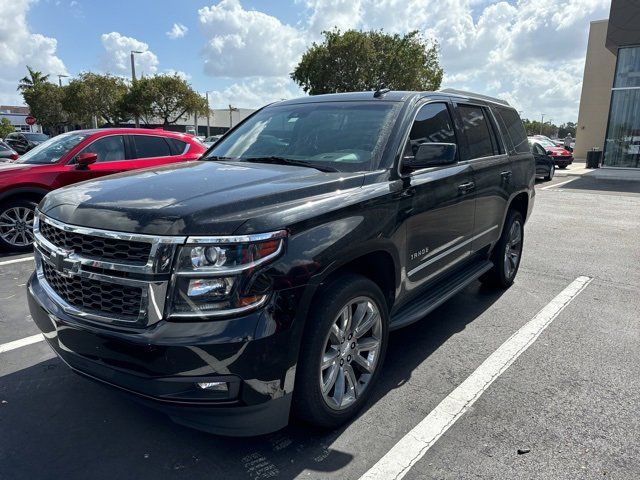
[120,74,208,125]
[291,29,444,95]
[558,122,576,138]
[18,66,51,92]
[0,118,15,138]
[21,83,67,135]
[522,119,559,138]
[63,73,129,127]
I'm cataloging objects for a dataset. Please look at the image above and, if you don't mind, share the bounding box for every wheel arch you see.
[0,187,50,207]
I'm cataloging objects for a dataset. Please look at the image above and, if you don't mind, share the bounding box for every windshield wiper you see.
[243,156,339,173]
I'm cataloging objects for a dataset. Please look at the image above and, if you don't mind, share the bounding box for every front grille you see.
[40,221,151,265]
[42,262,143,320]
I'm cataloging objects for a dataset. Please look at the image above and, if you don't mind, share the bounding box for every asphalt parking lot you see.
[1,174,639,480]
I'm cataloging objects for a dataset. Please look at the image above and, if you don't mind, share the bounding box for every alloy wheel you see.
[320,296,382,410]
[0,207,35,247]
[503,219,522,279]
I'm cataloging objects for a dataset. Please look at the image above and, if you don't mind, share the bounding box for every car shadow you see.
[0,282,505,480]
[559,176,640,195]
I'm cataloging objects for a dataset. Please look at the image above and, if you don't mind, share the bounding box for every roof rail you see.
[439,88,510,106]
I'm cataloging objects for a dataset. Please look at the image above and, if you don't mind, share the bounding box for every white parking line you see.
[0,333,44,354]
[0,255,34,266]
[359,275,593,480]
[540,178,575,190]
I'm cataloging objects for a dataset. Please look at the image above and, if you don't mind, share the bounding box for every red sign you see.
[25,116,36,126]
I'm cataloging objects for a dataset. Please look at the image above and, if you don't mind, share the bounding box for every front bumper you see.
[554,156,573,167]
[27,272,303,436]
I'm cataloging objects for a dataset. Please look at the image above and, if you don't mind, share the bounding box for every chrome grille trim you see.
[33,211,183,327]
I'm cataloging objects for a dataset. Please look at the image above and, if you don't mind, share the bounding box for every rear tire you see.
[0,199,37,252]
[480,209,524,289]
[292,273,389,429]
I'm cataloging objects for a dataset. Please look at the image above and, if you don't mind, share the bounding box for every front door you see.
[402,102,476,295]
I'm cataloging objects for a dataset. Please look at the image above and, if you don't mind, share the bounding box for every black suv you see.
[28,90,534,436]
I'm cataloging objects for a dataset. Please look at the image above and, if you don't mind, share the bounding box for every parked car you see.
[0,140,18,161]
[203,135,222,147]
[28,90,534,436]
[529,139,555,180]
[531,137,573,168]
[0,128,205,251]
[5,132,49,154]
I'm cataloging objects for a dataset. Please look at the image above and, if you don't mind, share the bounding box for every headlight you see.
[169,231,287,318]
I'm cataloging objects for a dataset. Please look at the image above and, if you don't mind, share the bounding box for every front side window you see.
[15,132,90,164]
[80,135,125,162]
[204,101,400,172]
[457,105,496,160]
[404,102,456,157]
[133,135,172,159]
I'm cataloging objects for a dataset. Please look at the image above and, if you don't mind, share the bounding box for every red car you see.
[0,128,205,251]
[532,137,574,169]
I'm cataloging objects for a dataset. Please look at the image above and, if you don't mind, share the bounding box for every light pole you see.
[57,74,69,87]
[539,114,545,134]
[130,50,143,128]
[228,105,239,129]
[205,91,212,137]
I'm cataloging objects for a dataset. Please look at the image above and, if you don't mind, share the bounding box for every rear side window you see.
[496,107,529,154]
[166,137,188,155]
[457,105,496,160]
[132,135,172,158]
[404,103,456,157]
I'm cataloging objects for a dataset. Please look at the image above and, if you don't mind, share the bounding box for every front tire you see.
[292,274,389,429]
[480,209,524,288]
[0,199,37,252]
[545,164,555,181]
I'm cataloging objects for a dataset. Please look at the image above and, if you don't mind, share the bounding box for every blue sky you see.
[2,0,611,123]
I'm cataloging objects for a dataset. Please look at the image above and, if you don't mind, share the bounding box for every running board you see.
[389,260,494,331]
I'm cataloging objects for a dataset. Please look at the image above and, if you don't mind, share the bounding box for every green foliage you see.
[557,122,576,138]
[21,82,67,135]
[120,74,208,125]
[0,118,15,138]
[291,29,444,95]
[522,119,577,139]
[17,66,51,92]
[63,73,128,126]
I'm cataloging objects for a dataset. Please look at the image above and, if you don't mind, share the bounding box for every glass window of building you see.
[604,46,640,168]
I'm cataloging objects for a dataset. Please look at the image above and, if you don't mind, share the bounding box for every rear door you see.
[402,101,476,292]
[453,102,510,253]
[128,134,188,168]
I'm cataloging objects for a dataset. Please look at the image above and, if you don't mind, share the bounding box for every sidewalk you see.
[556,159,640,181]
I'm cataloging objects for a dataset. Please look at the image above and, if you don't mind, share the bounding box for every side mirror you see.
[76,152,98,168]
[546,150,554,156]
[403,143,457,171]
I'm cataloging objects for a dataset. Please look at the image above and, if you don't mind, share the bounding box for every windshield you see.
[204,101,400,172]
[15,132,89,164]
[536,138,556,148]
[23,133,49,141]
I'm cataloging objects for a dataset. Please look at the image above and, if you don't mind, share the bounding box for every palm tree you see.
[17,66,50,92]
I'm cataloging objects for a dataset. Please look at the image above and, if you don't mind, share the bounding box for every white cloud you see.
[0,0,67,105]
[198,0,306,77]
[208,77,303,108]
[166,23,188,39]
[100,32,158,78]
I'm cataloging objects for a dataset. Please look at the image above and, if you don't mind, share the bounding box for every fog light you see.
[197,381,228,392]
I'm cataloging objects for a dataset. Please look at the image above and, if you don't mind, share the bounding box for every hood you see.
[40,161,365,236]
[548,146,572,156]
[0,162,39,173]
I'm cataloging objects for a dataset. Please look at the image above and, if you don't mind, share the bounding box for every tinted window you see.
[531,143,546,155]
[166,137,188,155]
[81,135,126,162]
[133,135,172,158]
[23,133,49,141]
[404,103,456,157]
[496,107,529,154]
[457,105,496,159]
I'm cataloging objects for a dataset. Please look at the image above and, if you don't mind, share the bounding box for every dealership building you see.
[575,0,640,168]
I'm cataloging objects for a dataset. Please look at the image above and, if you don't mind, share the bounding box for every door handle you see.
[458,181,475,193]
[501,170,512,180]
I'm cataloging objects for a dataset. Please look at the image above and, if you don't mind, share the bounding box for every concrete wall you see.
[574,20,617,159]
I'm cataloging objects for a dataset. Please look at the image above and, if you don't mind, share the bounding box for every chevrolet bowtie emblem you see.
[50,250,79,277]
